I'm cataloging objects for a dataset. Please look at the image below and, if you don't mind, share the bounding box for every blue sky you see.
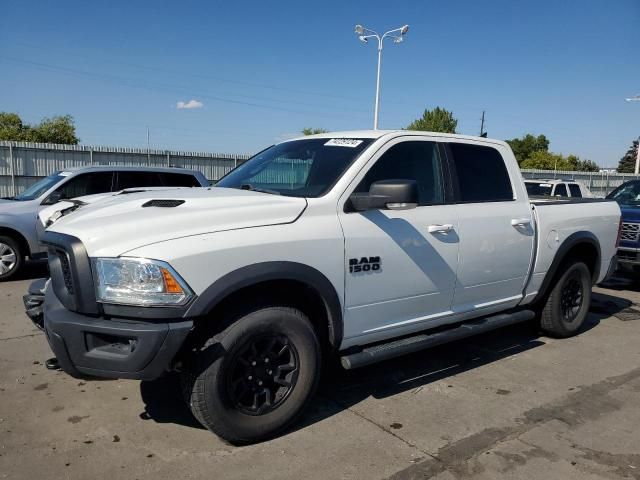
[1,0,638,166]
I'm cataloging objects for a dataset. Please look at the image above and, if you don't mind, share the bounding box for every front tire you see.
[540,261,592,338]
[183,306,321,444]
[0,236,23,281]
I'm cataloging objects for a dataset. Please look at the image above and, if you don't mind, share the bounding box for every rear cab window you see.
[568,183,582,197]
[525,182,553,196]
[448,143,513,202]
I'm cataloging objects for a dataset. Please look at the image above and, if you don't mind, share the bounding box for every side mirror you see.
[42,190,64,205]
[350,179,418,211]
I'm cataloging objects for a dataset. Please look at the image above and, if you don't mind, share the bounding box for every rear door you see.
[447,142,534,313]
[339,138,460,342]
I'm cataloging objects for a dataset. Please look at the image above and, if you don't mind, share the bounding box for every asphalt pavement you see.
[1,262,639,479]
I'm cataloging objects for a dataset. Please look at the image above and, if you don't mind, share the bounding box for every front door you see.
[339,138,460,344]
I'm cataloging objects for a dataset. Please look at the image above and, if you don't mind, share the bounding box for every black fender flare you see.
[532,231,601,304]
[185,261,343,348]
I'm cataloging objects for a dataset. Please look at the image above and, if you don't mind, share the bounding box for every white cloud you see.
[176,99,203,109]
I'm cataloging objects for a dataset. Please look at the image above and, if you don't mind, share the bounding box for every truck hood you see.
[38,187,192,228]
[47,187,307,257]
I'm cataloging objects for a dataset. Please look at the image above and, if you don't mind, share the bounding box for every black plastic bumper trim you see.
[43,287,192,380]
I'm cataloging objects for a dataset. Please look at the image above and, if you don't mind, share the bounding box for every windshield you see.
[216,138,373,197]
[14,172,65,201]
[525,182,554,196]
[607,181,640,206]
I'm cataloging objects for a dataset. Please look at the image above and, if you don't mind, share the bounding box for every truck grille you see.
[41,232,98,315]
[58,251,75,294]
[620,222,640,242]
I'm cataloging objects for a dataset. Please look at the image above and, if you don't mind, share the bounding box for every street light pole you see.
[374,44,382,130]
[355,24,409,130]
[625,95,640,174]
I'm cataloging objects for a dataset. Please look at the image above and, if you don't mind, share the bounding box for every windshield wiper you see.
[239,184,281,195]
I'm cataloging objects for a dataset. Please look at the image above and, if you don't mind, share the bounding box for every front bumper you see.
[40,285,193,380]
[24,278,48,330]
[616,247,640,271]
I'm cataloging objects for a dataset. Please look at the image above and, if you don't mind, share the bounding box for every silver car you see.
[0,166,209,280]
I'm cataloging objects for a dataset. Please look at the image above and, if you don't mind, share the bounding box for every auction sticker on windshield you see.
[324,138,364,148]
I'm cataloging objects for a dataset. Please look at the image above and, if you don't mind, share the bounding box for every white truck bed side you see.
[521,199,620,304]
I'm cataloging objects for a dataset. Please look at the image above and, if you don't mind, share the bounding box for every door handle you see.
[428,224,454,234]
[511,218,531,227]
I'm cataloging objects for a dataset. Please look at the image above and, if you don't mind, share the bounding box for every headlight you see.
[93,258,193,306]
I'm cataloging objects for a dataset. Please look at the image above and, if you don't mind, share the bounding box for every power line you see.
[0,56,369,119]
[12,41,370,103]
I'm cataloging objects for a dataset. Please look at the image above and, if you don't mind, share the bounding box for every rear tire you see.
[182,306,321,444]
[540,261,591,338]
[0,235,23,281]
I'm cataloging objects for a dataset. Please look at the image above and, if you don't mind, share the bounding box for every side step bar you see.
[340,309,535,370]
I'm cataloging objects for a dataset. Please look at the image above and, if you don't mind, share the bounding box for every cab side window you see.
[449,143,513,202]
[554,184,568,197]
[54,172,114,199]
[568,184,582,197]
[354,141,445,206]
[116,171,164,190]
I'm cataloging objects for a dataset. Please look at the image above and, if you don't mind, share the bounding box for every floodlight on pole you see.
[354,24,409,129]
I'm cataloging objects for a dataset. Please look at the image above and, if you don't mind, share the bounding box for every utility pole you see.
[625,96,640,173]
[479,111,486,137]
[636,136,640,175]
[146,126,151,164]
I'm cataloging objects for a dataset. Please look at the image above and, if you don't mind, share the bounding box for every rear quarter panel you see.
[522,200,620,303]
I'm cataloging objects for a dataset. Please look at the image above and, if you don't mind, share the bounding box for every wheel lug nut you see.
[267,369,272,375]
[258,380,263,386]
[251,361,257,366]
[248,375,253,380]
[264,358,269,363]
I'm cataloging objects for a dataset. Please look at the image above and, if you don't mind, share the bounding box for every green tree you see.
[0,112,79,144]
[0,112,25,141]
[521,151,598,171]
[301,128,329,135]
[617,139,639,173]
[575,157,599,172]
[506,134,549,165]
[520,151,565,170]
[406,107,457,133]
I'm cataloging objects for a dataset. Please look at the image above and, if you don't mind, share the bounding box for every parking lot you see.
[0,264,639,480]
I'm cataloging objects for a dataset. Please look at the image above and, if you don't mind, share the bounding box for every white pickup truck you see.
[26,130,621,444]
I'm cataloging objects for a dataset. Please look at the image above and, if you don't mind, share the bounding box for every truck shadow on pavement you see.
[138,294,629,437]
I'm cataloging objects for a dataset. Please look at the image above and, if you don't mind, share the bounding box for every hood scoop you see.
[142,199,185,208]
